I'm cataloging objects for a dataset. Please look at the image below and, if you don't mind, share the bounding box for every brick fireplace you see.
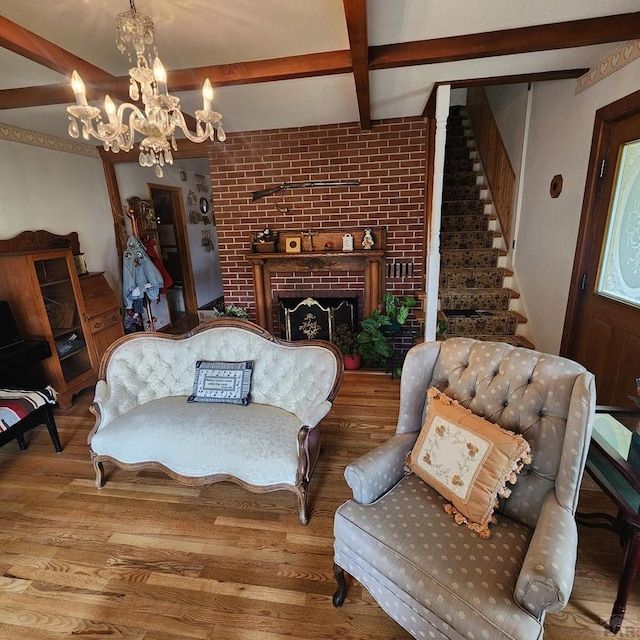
[247,243,385,335]
[207,117,427,325]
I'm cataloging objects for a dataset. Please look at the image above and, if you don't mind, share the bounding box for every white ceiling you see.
[0,0,638,140]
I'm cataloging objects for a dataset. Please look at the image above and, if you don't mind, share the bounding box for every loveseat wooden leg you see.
[332,563,349,607]
[297,484,309,526]
[93,458,105,489]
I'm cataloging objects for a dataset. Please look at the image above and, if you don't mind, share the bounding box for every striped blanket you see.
[0,386,57,432]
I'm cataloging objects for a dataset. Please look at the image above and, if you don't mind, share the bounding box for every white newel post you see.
[424,84,450,341]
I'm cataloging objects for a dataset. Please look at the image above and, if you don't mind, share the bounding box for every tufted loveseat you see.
[333,337,596,639]
[88,318,343,524]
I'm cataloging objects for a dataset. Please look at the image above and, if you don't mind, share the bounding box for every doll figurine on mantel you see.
[362,228,375,250]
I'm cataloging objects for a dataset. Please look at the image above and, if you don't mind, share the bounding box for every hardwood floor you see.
[0,372,637,639]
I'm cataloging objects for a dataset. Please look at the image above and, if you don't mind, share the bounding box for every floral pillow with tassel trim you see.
[407,387,532,539]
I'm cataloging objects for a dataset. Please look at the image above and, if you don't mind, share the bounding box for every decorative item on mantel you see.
[65,0,225,178]
[362,228,375,249]
[342,233,354,251]
[251,228,279,253]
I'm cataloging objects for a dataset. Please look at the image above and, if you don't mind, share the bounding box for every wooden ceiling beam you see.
[371,13,640,69]
[343,0,371,129]
[164,51,352,91]
[0,50,354,109]
[421,69,589,117]
[0,16,113,84]
[0,82,121,110]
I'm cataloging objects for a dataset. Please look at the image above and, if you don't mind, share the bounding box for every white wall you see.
[515,58,640,354]
[0,141,119,288]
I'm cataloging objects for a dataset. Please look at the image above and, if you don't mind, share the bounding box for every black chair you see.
[0,387,62,453]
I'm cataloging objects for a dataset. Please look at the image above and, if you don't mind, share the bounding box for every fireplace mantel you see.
[247,249,386,332]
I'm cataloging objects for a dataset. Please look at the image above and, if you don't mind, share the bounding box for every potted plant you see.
[356,293,417,368]
[212,303,248,319]
[381,292,417,332]
[332,323,363,370]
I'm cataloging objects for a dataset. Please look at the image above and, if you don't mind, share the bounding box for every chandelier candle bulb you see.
[152,57,167,95]
[203,79,213,111]
[71,71,88,106]
[104,96,117,123]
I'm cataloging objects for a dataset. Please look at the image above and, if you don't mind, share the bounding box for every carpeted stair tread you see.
[440,231,495,250]
[441,214,491,232]
[440,248,501,269]
[445,136,471,149]
[445,147,473,160]
[442,200,485,216]
[444,171,478,187]
[439,288,516,311]
[440,267,507,288]
[438,309,524,336]
[442,185,482,200]
[445,158,474,172]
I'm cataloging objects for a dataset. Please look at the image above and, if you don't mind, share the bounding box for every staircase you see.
[436,105,533,348]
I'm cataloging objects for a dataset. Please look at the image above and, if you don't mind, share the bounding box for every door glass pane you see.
[597,139,640,307]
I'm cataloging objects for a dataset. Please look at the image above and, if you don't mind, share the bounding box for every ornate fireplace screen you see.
[278,297,357,341]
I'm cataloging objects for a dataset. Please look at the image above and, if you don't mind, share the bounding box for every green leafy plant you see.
[356,293,417,368]
[382,292,417,330]
[212,303,248,319]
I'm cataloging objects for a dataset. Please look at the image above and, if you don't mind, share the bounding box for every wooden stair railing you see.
[466,87,516,248]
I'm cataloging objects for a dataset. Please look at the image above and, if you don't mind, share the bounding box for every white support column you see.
[510,83,534,267]
[424,84,450,341]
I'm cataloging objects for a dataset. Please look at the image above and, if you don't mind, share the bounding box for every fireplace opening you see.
[278,296,358,342]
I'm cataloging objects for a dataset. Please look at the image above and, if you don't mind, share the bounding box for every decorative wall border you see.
[576,40,640,95]
[0,122,99,157]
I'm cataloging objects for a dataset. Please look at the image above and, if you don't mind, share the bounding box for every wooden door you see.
[148,184,198,323]
[562,92,640,407]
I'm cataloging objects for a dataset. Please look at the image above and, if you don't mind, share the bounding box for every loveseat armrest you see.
[89,380,113,434]
[514,491,578,619]
[297,400,333,429]
[344,433,419,504]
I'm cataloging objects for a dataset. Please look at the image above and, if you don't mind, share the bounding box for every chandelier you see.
[66,0,225,177]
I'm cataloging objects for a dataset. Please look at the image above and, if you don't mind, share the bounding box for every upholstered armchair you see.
[333,338,596,640]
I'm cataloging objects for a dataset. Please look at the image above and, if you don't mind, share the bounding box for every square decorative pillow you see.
[409,387,531,538]
[187,360,253,405]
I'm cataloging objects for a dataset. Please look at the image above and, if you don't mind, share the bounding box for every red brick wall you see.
[207,117,426,324]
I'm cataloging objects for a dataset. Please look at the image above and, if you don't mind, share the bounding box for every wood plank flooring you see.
[0,372,637,639]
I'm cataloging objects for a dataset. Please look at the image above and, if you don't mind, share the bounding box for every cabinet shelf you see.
[39,278,72,287]
[51,324,83,339]
[57,342,87,361]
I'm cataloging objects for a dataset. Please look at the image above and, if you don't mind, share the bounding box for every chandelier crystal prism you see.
[66,0,225,177]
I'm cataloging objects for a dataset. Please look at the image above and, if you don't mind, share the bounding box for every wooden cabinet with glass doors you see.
[0,249,96,409]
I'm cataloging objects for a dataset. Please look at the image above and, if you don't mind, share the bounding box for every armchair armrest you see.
[344,433,419,504]
[514,491,578,619]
